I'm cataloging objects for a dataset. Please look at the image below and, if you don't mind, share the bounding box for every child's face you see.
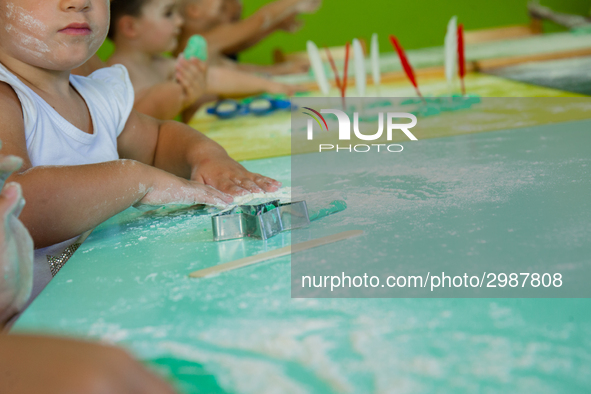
[0,0,110,71]
[134,0,183,54]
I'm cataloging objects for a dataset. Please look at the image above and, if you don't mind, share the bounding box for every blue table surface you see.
[12,119,591,393]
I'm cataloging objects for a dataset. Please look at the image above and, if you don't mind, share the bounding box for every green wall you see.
[97,0,589,64]
[239,0,590,65]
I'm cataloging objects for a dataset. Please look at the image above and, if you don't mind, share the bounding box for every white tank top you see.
[0,63,134,167]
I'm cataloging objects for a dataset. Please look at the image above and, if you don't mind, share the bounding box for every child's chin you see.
[51,50,96,70]
[35,56,94,72]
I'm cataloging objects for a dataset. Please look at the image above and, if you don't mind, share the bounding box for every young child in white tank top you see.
[0,0,281,302]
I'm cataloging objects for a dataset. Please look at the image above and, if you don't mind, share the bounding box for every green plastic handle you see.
[183,35,208,61]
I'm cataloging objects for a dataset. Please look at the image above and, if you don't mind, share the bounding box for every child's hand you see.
[278,15,305,33]
[175,57,208,110]
[0,154,33,326]
[191,153,282,196]
[295,0,322,13]
[139,167,233,207]
[0,335,177,394]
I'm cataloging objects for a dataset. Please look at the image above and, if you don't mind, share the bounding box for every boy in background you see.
[108,0,302,121]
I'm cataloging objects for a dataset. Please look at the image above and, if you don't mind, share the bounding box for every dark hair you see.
[108,0,151,40]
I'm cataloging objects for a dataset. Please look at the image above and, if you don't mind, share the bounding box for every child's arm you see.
[9,161,230,248]
[117,111,282,196]
[206,66,303,96]
[222,58,309,76]
[221,14,305,56]
[0,335,176,394]
[134,82,186,120]
[203,0,321,55]
[134,58,206,121]
[0,84,231,248]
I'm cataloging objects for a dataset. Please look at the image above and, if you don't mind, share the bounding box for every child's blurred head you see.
[0,0,110,71]
[178,0,224,32]
[109,0,183,54]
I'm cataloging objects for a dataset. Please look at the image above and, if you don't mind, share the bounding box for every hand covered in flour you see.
[138,166,233,207]
[0,334,177,394]
[190,153,281,196]
[0,154,33,327]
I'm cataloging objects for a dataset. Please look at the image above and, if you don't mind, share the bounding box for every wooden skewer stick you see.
[189,230,364,278]
[325,46,342,91]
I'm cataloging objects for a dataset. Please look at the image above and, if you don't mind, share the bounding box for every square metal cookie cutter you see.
[212,199,310,241]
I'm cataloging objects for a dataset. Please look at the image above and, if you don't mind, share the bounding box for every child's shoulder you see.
[0,82,23,115]
[74,64,133,93]
[72,65,135,113]
[84,63,130,81]
[0,82,27,138]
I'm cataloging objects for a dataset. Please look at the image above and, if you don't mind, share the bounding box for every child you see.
[107,0,208,120]
[108,0,301,121]
[176,0,321,76]
[0,0,281,293]
[0,162,176,394]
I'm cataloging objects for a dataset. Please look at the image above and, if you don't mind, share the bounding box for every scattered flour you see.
[230,187,293,206]
[197,319,353,393]
[159,341,309,394]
